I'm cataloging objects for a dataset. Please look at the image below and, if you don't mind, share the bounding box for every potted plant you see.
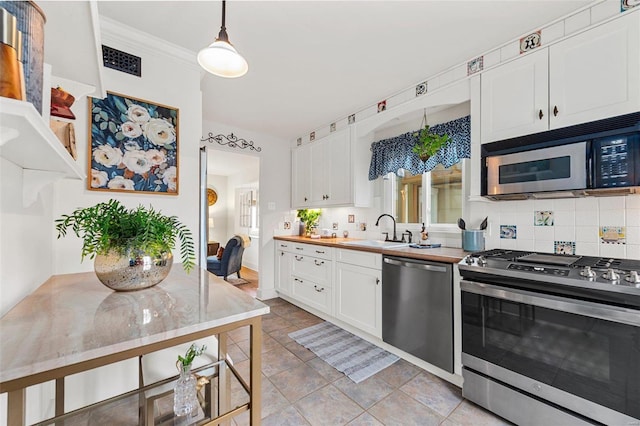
[296,209,321,236]
[174,343,207,416]
[412,124,451,161]
[55,199,195,291]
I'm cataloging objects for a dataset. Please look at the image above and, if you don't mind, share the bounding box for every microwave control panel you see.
[593,134,638,188]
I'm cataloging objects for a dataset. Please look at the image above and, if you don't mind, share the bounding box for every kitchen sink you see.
[340,240,410,249]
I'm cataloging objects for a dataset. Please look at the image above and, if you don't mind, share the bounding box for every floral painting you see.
[88,92,179,194]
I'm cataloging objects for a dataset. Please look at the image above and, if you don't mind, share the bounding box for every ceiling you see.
[97,0,593,141]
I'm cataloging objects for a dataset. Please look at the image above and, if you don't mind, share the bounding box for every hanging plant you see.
[412,109,451,161]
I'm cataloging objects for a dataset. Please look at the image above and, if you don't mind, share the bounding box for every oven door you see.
[486,142,587,196]
[461,280,640,424]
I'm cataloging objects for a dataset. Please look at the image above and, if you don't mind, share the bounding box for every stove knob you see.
[579,266,596,279]
[602,268,620,282]
[625,271,640,284]
[477,256,487,266]
[465,255,474,265]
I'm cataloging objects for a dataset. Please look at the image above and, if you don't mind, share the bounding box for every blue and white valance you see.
[368,115,471,181]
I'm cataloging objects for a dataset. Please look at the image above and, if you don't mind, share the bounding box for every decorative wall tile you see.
[310,131,315,142]
[622,0,640,11]
[377,100,387,113]
[500,225,517,239]
[534,211,554,226]
[415,82,427,97]
[330,122,336,132]
[348,214,355,223]
[348,114,356,124]
[467,56,484,75]
[360,222,367,231]
[284,221,291,230]
[554,241,576,255]
[296,137,302,146]
[600,226,626,244]
[332,222,338,230]
[520,30,542,54]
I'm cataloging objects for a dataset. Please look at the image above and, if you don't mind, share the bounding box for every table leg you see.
[250,318,262,426]
[7,389,25,426]
[218,332,230,426]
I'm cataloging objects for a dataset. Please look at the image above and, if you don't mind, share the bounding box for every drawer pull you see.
[315,250,325,254]
[281,244,288,248]
[295,255,303,261]
[280,252,285,257]
[314,260,324,266]
[296,247,304,251]
[314,285,325,292]
[294,278,303,283]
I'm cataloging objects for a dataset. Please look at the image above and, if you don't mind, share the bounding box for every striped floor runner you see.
[289,321,399,383]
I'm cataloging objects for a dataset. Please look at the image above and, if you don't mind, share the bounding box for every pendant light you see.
[197,1,248,78]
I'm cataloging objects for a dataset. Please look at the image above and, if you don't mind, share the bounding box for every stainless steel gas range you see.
[458,249,640,426]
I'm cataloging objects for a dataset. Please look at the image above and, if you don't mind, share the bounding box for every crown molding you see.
[100,16,205,76]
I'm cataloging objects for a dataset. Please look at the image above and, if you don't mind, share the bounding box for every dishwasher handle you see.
[383,257,447,273]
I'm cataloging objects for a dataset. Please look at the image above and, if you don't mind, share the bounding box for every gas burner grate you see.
[475,249,533,261]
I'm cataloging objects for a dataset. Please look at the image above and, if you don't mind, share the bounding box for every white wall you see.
[202,121,290,300]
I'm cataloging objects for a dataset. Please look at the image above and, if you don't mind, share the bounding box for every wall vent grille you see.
[102,45,141,77]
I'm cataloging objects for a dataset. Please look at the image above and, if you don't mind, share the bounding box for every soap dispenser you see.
[420,223,428,241]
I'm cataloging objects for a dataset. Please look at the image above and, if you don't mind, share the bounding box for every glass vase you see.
[173,363,197,416]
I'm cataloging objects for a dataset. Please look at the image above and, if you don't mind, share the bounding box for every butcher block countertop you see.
[274,235,468,264]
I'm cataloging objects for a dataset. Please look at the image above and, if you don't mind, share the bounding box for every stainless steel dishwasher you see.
[382,255,453,373]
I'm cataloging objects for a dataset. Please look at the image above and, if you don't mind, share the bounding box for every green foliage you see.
[296,209,321,227]
[177,343,207,367]
[55,199,195,272]
[412,125,451,159]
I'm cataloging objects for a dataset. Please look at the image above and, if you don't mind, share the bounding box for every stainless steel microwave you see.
[481,113,640,200]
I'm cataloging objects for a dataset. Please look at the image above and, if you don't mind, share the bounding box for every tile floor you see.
[226,297,511,426]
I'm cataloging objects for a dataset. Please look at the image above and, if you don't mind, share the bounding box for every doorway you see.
[204,148,260,297]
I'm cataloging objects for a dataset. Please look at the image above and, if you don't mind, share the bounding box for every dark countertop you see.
[274,235,468,264]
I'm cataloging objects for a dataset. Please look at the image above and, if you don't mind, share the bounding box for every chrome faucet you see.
[375,214,400,242]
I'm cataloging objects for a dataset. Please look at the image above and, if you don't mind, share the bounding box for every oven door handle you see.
[461,279,640,327]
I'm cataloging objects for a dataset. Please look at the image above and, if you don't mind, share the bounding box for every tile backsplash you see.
[472,195,640,260]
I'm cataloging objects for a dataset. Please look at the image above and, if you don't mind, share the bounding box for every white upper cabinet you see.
[481,49,549,143]
[549,11,639,130]
[291,144,312,208]
[481,11,639,144]
[292,128,356,208]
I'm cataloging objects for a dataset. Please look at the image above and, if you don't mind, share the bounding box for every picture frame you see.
[88,91,179,194]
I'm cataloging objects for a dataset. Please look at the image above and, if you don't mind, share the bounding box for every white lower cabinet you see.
[274,241,383,337]
[291,275,333,316]
[335,261,382,338]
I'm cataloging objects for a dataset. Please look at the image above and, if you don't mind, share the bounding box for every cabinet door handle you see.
[314,285,325,292]
[295,255,303,261]
[376,278,380,285]
[553,105,559,116]
[538,109,544,120]
[304,197,308,202]
[280,252,285,257]
[294,278,303,283]
[314,260,324,266]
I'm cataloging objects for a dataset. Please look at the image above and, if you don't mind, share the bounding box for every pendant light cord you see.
[217,0,229,42]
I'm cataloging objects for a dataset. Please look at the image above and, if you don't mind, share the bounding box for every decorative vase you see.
[299,222,306,236]
[94,247,173,291]
[173,363,197,416]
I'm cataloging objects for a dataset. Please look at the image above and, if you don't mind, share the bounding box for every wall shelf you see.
[0,97,85,206]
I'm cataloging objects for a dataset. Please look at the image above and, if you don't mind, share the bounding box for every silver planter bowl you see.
[94,248,173,291]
